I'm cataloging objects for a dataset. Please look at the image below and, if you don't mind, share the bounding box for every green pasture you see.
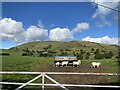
[0,48,119,89]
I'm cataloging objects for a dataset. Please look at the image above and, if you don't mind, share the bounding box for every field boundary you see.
[0,72,120,90]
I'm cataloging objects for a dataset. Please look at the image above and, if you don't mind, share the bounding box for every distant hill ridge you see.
[9,41,118,53]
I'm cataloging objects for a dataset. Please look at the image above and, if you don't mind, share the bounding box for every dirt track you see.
[35,64,110,73]
[34,64,112,86]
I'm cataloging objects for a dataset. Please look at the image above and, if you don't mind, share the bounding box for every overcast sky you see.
[0,1,119,49]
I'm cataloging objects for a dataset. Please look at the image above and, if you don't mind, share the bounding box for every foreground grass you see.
[1,56,53,71]
[1,55,119,73]
[1,53,120,89]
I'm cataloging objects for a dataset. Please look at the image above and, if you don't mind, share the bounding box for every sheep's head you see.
[78,60,81,63]
[98,62,101,66]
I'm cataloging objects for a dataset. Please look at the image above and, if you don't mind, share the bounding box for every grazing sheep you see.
[61,61,69,67]
[73,60,81,67]
[91,62,101,68]
[55,62,60,67]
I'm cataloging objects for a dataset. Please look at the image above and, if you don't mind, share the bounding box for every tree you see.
[32,50,35,53]
[76,53,83,60]
[73,51,76,56]
[59,49,63,52]
[94,49,100,54]
[85,52,90,60]
[109,51,113,57]
[22,48,29,53]
[94,52,104,59]
[60,51,67,56]
[22,53,27,56]
[91,48,94,52]
[103,51,113,59]
[80,49,85,54]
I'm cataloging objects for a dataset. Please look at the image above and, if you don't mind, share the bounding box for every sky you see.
[0,1,119,49]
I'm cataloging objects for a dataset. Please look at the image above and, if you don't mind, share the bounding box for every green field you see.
[0,41,120,89]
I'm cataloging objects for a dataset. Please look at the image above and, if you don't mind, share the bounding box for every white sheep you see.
[61,61,69,67]
[73,60,81,67]
[91,62,101,68]
[55,62,60,67]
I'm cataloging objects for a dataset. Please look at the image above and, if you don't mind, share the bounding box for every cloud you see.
[0,18,25,43]
[0,18,48,43]
[82,36,118,45]
[25,25,48,42]
[92,0,118,27]
[49,22,90,41]
[73,23,89,32]
[50,27,73,41]
[1,18,90,43]
[96,20,111,27]
[38,20,44,28]
[92,0,118,18]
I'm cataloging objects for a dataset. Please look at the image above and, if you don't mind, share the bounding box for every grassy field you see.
[1,54,119,89]
[1,52,119,72]
[0,41,119,89]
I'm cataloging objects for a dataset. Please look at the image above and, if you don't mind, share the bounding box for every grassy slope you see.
[12,41,118,52]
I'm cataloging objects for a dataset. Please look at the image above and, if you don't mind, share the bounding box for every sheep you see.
[61,61,69,67]
[73,60,81,67]
[55,62,60,67]
[91,62,101,68]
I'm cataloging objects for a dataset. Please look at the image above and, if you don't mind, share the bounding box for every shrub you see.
[22,48,29,52]
[103,51,113,59]
[0,53,10,56]
[22,51,33,56]
[85,52,90,60]
[22,53,27,56]
[91,48,94,52]
[94,52,104,59]
[76,53,83,60]
[94,49,100,54]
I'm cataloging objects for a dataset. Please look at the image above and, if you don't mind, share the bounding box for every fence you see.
[0,72,120,90]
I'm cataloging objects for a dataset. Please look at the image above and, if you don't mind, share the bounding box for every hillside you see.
[9,41,117,51]
[8,41,118,55]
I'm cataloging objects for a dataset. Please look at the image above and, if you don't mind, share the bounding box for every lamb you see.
[73,60,81,67]
[61,61,69,67]
[91,62,101,68]
[55,62,60,67]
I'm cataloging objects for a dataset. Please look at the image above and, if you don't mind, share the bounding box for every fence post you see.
[42,73,45,90]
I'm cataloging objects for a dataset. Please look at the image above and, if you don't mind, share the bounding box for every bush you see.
[22,51,33,56]
[22,53,27,56]
[80,49,85,54]
[76,53,83,60]
[85,52,90,60]
[0,53,10,56]
[94,52,104,59]
[94,49,100,54]
[91,48,94,52]
[103,51,113,59]
[22,48,29,52]
[103,53,110,59]
[60,51,67,56]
